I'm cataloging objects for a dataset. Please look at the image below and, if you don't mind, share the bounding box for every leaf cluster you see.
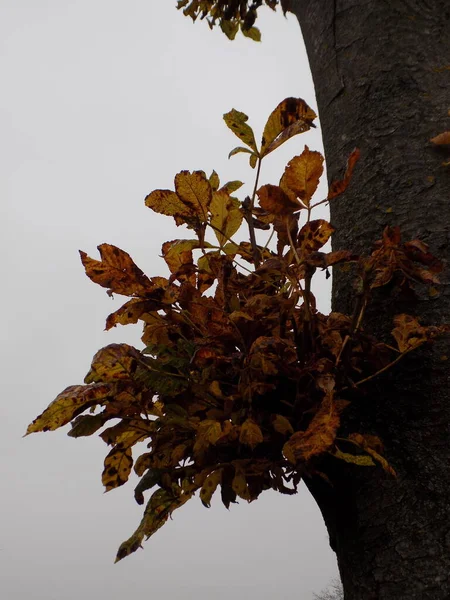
[27,98,448,562]
[176,0,285,41]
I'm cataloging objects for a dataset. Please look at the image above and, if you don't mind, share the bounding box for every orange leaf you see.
[257,184,303,215]
[283,147,324,206]
[430,131,450,145]
[327,148,360,200]
[283,393,348,464]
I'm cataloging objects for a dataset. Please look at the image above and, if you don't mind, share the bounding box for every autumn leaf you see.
[327,148,360,200]
[348,433,396,476]
[162,239,208,276]
[257,184,303,215]
[223,109,258,153]
[106,298,160,331]
[115,488,193,562]
[239,418,264,449]
[260,98,317,157]
[209,170,220,191]
[25,383,113,435]
[209,190,243,246]
[297,219,335,256]
[102,444,133,491]
[232,464,251,500]
[283,394,348,464]
[271,414,294,436]
[68,413,107,438]
[80,244,153,297]
[391,314,429,352]
[174,170,212,223]
[332,448,375,467]
[84,344,140,384]
[283,147,324,206]
[430,131,450,145]
[200,469,222,507]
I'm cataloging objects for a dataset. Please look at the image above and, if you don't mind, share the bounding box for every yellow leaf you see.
[115,487,193,562]
[239,418,263,449]
[105,298,158,331]
[223,109,258,152]
[283,147,324,206]
[209,170,220,191]
[210,190,243,246]
[272,414,294,436]
[84,343,140,384]
[144,189,190,219]
[241,26,261,42]
[25,383,112,435]
[332,448,375,467]
[260,98,317,157]
[200,469,222,507]
[174,170,212,222]
[232,467,251,501]
[80,244,153,297]
[102,444,133,492]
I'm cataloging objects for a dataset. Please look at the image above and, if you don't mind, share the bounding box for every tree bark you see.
[287,1,450,598]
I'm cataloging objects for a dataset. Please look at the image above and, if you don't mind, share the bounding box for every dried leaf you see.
[174,170,212,222]
[283,394,348,464]
[80,244,153,297]
[283,147,324,206]
[239,418,263,449]
[84,344,140,384]
[25,383,112,435]
[430,131,450,145]
[223,109,258,152]
[297,220,335,256]
[200,469,222,507]
[327,148,360,200]
[332,448,375,467]
[102,444,133,491]
[210,190,243,246]
[257,184,302,215]
[260,98,316,157]
[271,414,294,436]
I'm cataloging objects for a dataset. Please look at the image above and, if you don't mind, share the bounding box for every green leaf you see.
[68,413,106,438]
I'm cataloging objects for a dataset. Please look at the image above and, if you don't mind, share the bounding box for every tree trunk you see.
[287,1,450,598]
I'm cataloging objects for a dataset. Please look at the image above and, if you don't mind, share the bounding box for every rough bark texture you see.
[286,1,450,598]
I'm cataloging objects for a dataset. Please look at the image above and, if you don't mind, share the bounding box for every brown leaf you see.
[327,148,360,200]
[430,131,450,145]
[271,414,294,436]
[257,184,302,215]
[80,244,153,297]
[283,393,348,464]
[261,98,317,157]
[283,147,324,206]
[297,220,335,256]
[391,314,428,352]
[106,298,160,331]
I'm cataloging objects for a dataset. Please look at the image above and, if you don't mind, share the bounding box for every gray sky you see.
[1,2,338,599]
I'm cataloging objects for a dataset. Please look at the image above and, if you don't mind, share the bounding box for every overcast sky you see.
[1,2,338,599]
